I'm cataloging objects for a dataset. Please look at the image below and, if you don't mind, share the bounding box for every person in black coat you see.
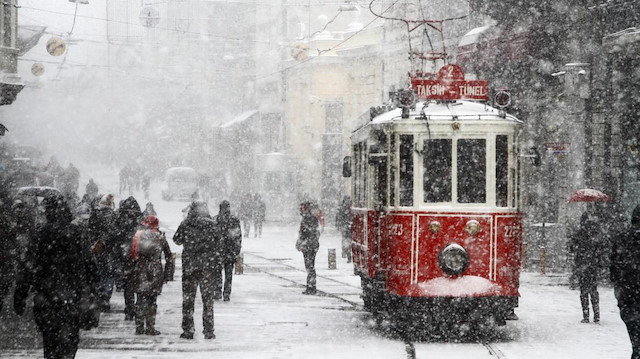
[88,194,116,311]
[13,195,99,359]
[335,195,352,263]
[569,211,604,323]
[0,197,16,312]
[296,201,321,295]
[214,200,242,302]
[173,201,219,339]
[111,196,143,320]
[611,204,640,359]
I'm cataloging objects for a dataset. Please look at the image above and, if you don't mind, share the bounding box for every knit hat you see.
[141,215,159,229]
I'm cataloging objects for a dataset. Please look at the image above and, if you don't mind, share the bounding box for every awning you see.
[17,25,47,56]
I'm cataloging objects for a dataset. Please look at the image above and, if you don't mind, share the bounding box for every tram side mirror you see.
[343,156,352,177]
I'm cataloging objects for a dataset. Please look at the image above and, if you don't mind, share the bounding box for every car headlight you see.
[438,243,470,276]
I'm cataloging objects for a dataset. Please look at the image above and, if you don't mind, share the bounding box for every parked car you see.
[161,167,199,201]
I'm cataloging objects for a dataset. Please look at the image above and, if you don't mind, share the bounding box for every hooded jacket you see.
[111,196,142,264]
[610,205,640,306]
[14,195,99,328]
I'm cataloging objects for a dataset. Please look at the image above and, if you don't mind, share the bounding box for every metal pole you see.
[328,248,336,269]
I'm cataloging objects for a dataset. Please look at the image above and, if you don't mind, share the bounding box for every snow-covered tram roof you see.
[370,100,521,125]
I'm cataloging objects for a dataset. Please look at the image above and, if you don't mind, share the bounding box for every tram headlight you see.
[438,244,470,276]
[465,220,480,236]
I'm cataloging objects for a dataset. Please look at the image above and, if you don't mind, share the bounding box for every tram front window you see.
[423,139,452,203]
[457,139,486,203]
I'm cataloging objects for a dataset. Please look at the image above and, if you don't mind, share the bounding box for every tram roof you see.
[370,101,521,125]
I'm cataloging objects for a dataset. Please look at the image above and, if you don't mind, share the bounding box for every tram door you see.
[369,152,388,272]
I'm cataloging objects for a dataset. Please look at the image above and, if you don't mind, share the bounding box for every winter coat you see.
[297,210,320,253]
[89,205,116,275]
[215,210,242,262]
[129,228,171,295]
[173,208,219,275]
[111,197,142,267]
[0,206,17,297]
[610,205,640,308]
[569,213,604,282]
[13,196,100,331]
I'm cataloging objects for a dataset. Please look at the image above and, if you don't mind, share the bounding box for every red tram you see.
[346,65,523,328]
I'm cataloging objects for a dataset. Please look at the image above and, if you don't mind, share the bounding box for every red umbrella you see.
[568,188,610,202]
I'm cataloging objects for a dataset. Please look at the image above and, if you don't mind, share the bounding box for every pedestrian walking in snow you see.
[129,215,172,336]
[214,200,242,301]
[112,196,143,320]
[569,211,604,323]
[13,195,100,359]
[0,196,17,312]
[239,193,253,238]
[88,193,116,311]
[335,195,352,263]
[173,201,219,339]
[252,193,266,238]
[296,201,321,295]
[611,204,640,359]
[85,178,99,202]
[142,201,157,217]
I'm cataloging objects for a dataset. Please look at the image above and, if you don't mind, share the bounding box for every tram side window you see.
[457,139,486,203]
[424,139,452,203]
[496,135,509,207]
[399,135,413,206]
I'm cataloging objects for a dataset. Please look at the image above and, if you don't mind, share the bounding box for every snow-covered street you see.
[0,178,633,358]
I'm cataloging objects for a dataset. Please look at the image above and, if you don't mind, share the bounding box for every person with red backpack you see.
[129,215,172,336]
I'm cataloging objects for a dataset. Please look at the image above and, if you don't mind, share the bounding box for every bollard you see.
[522,241,527,270]
[540,246,546,275]
[328,248,336,269]
[235,253,244,275]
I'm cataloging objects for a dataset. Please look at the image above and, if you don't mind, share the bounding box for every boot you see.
[593,305,600,323]
[135,306,145,335]
[581,308,589,323]
[145,305,161,336]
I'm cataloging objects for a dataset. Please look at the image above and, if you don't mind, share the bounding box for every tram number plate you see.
[504,225,519,239]
[390,223,403,236]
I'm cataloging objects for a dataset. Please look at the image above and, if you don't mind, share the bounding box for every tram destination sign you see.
[411,64,489,101]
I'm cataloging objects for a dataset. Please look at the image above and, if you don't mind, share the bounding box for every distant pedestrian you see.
[142,172,151,200]
[335,195,352,263]
[129,215,172,336]
[252,193,266,238]
[143,202,157,217]
[569,211,603,323]
[239,193,253,238]
[173,201,219,340]
[214,200,242,301]
[611,204,640,359]
[13,195,100,359]
[296,201,321,295]
[86,178,99,201]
